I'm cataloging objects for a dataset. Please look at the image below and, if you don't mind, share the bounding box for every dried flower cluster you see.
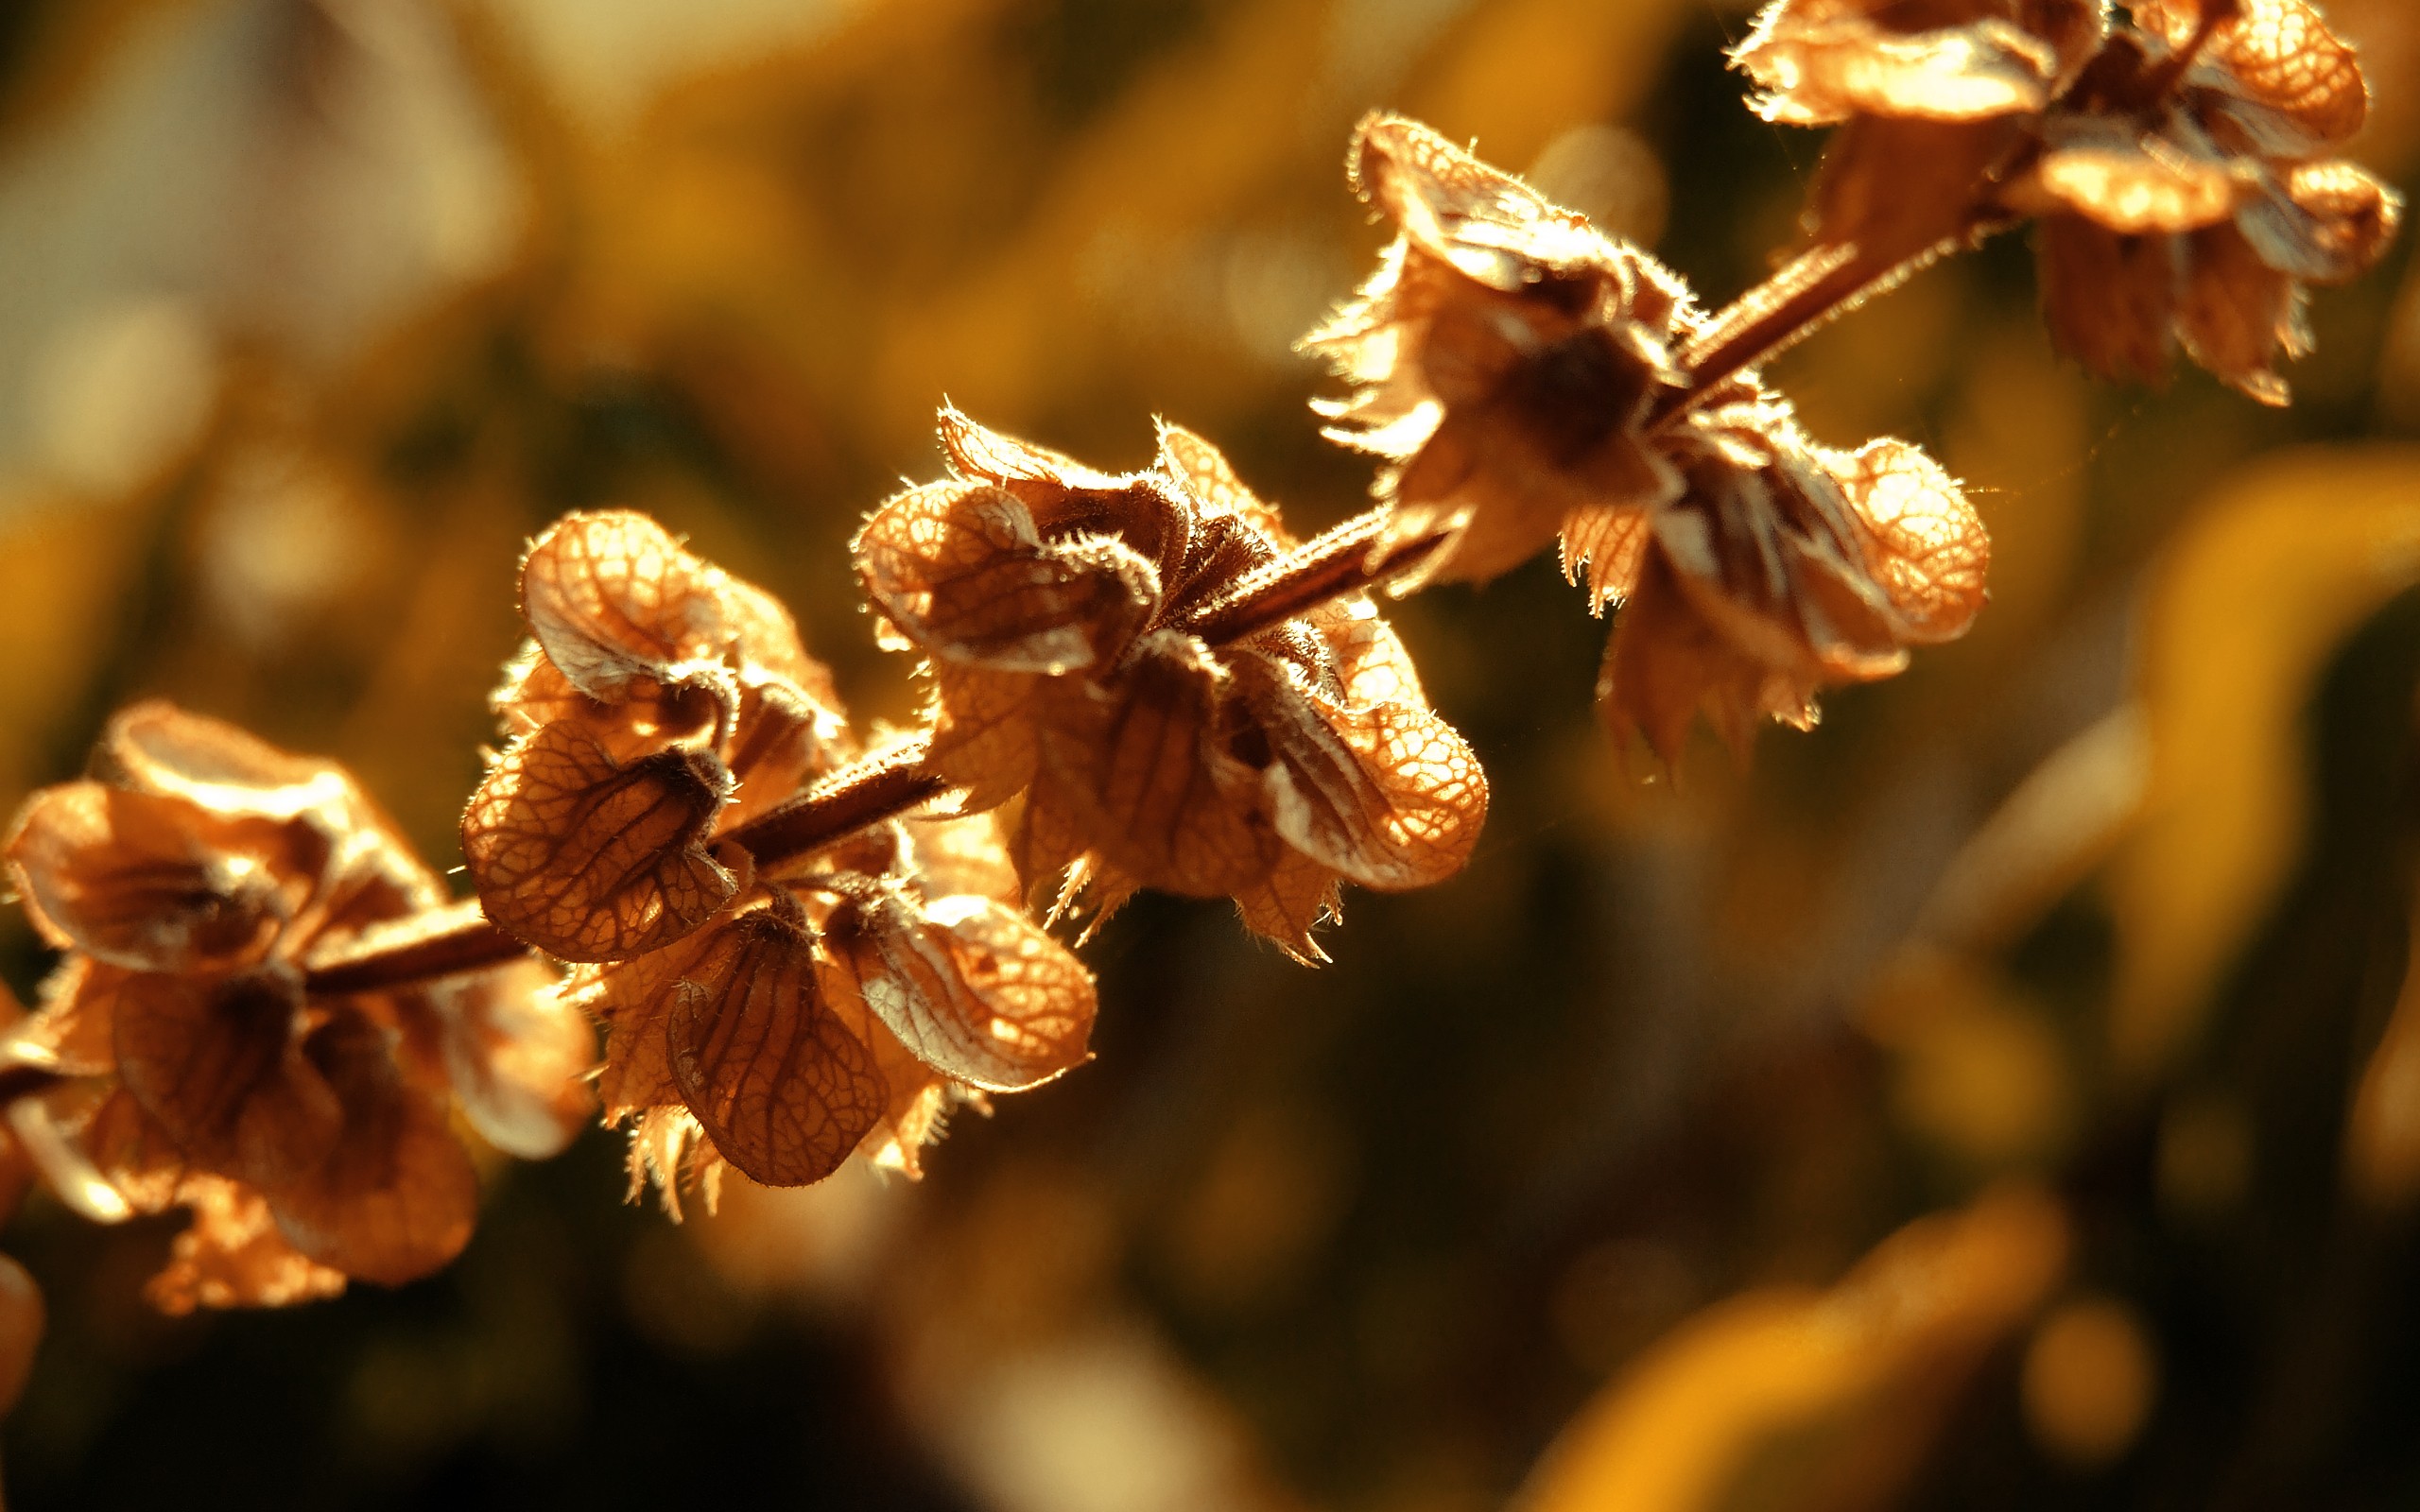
[0,0,2397,1341]
[0,705,591,1309]
[1309,115,1990,760]
[464,512,1098,1203]
[858,410,1488,960]
[1739,0,2402,404]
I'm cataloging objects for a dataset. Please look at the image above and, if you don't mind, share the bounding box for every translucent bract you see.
[0,704,596,1310]
[1582,392,1991,763]
[1302,114,1697,589]
[581,811,1097,1202]
[1734,0,2107,126]
[2015,5,2398,404]
[856,410,1489,961]
[463,510,847,961]
[476,510,1101,1200]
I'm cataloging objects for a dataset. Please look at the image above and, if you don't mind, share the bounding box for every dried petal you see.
[1734,2,2082,126]
[2036,214,2183,388]
[822,887,1095,1092]
[1247,658,1487,892]
[1562,502,1654,614]
[2237,161,2404,284]
[462,718,738,962]
[521,511,733,703]
[2027,119,2244,234]
[2175,222,2305,405]
[439,959,596,1160]
[1030,632,1277,896]
[1307,114,1693,587]
[1156,422,1297,547]
[1,958,119,1077]
[269,1014,478,1286]
[719,677,838,830]
[665,909,887,1187]
[5,784,288,972]
[906,812,1026,906]
[925,663,1043,814]
[146,1177,347,1314]
[2135,0,2367,146]
[112,968,341,1194]
[1839,439,1992,641]
[856,482,1158,674]
[1235,850,1343,965]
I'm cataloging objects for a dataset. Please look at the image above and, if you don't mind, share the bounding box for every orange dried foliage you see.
[856,410,1488,962]
[0,704,596,1310]
[1304,114,1695,589]
[479,512,1100,1200]
[1308,118,1988,763]
[2014,0,2399,404]
[1588,393,1989,764]
[1737,0,2401,404]
[464,511,846,962]
[1735,0,2107,127]
[580,810,1095,1203]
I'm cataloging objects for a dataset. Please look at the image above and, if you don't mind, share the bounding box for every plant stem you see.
[1182,507,1452,643]
[718,735,949,868]
[303,913,530,997]
[292,739,952,1001]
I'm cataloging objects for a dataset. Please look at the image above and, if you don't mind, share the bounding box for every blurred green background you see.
[1,0,2417,1507]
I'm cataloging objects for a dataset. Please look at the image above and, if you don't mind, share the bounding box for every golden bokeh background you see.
[1,0,2417,1507]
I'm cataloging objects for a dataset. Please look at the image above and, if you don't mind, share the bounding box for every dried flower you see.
[0,703,595,1310]
[1304,114,1697,588]
[1735,0,2107,128]
[1734,0,2110,275]
[470,510,1100,1201]
[1572,392,1991,763]
[587,807,1095,1205]
[1307,118,1991,760]
[462,510,848,962]
[2009,0,2399,403]
[857,409,1488,960]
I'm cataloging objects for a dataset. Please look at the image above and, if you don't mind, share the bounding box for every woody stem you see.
[1182,506,1453,641]
[718,735,949,868]
[302,912,530,997]
[294,739,954,1001]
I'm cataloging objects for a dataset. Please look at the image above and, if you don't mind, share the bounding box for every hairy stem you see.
[1182,507,1453,643]
[293,740,952,1002]
[303,912,530,998]
[719,735,949,868]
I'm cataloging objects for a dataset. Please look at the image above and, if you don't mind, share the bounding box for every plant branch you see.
[718,735,950,871]
[303,912,530,998]
[1182,507,1453,643]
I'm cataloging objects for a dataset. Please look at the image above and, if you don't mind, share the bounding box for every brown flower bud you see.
[578,808,1098,1201]
[2007,0,2397,403]
[463,511,849,961]
[1735,0,2107,127]
[0,704,595,1309]
[857,412,1488,961]
[1303,114,1696,588]
[1583,397,1990,763]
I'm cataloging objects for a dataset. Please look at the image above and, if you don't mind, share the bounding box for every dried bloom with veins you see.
[586,805,1095,1206]
[856,409,1488,961]
[1735,0,2108,128]
[2007,0,2401,403]
[467,510,1099,1202]
[462,509,848,962]
[1303,113,1698,588]
[1569,388,1991,763]
[0,703,595,1311]
[1733,0,2109,276]
[1305,119,1991,760]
